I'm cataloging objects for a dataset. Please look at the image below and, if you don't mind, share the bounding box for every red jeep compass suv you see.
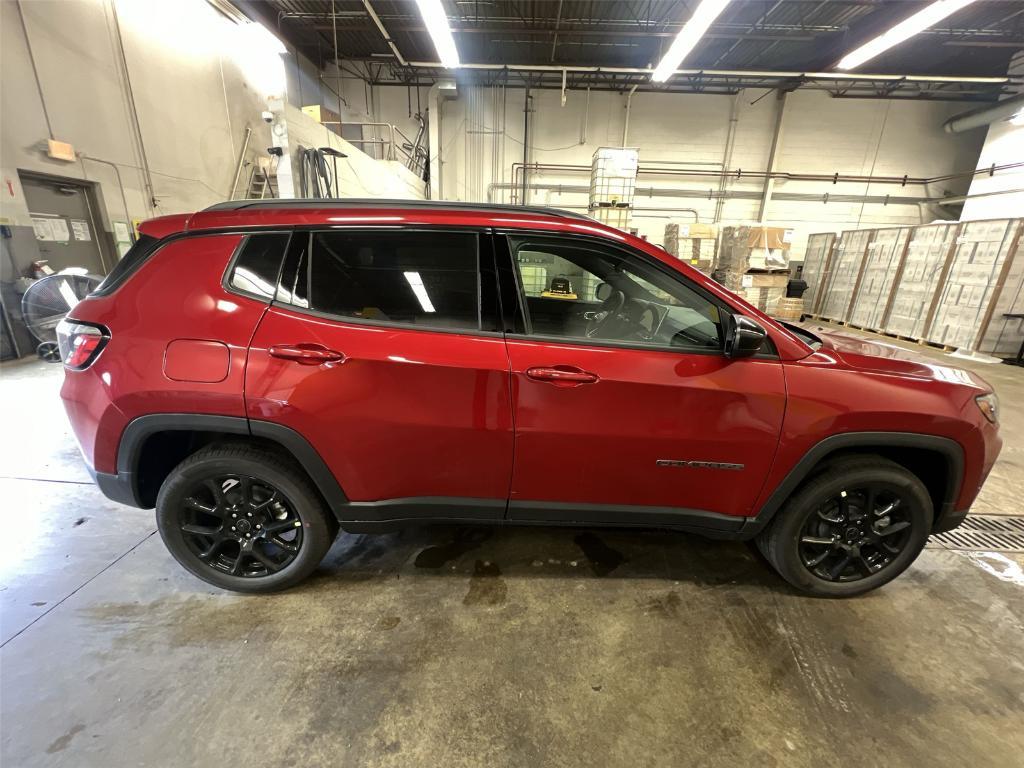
[58,200,1001,597]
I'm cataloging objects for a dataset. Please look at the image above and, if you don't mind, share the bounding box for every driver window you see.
[510,236,723,351]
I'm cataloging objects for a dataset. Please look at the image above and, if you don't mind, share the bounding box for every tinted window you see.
[510,236,723,351]
[91,234,160,296]
[308,230,480,330]
[228,234,290,299]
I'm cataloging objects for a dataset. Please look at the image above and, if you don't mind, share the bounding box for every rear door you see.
[497,232,786,528]
[245,227,514,522]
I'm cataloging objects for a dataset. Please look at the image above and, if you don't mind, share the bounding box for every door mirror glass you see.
[594,281,613,302]
[725,314,767,358]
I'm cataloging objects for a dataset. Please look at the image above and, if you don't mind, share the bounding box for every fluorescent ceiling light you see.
[651,0,732,83]
[240,20,287,55]
[404,271,436,313]
[837,0,979,70]
[414,0,460,68]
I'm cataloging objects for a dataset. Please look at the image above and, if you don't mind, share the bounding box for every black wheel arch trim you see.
[740,431,965,537]
[110,414,349,513]
[105,420,966,539]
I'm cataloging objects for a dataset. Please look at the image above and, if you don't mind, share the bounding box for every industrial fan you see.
[20,272,102,361]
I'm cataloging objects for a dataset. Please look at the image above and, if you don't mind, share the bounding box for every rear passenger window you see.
[307,230,481,330]
[228,234,290,299]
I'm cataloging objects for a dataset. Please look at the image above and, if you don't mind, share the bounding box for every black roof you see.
[204,198,595,221]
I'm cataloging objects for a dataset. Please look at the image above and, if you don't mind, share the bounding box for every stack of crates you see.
[663,222,718,273]
[800,217,1022,358]
[589,148,638,231]
[801,233,835,315]
[715,225,795,315]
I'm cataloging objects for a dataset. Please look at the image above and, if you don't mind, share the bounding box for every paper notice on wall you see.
[679,224,691,239]
[113,221,132,243]
[741,274,754,288]
[782,229,794,244]
[70,219,92,241]
[48,218,70,242]
[31,216,55,241]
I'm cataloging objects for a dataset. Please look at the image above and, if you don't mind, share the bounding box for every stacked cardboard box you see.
[663,222,718,272]
[715,225,794,316]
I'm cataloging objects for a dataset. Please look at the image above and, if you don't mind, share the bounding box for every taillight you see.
[56,319,109,370]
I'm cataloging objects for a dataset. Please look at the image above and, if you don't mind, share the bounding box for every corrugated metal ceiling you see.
[241,0,1024,100]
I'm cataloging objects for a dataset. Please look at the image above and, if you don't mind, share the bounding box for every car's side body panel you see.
[504,337,786,517]
[59,234,264,473]
[245,306,515,509]
[758,350,1000,517]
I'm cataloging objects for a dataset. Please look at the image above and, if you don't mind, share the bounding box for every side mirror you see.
[594,282,613,302]
[725,315,767,358]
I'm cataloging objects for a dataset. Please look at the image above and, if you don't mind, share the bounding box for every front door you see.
[498,233,786,527]
[245,228,513,522]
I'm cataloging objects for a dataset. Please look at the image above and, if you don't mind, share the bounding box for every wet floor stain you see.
[640,591,682,617]
[377,616,401,631]
[841,643,858,659]
[463,560,507,606]
[573,532,626,576]
[414,528,492,569]
[31,601,47,607]
[46,723,85,754]
[73,517,87,527]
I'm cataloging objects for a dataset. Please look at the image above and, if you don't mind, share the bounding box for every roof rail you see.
[202,198,595,222]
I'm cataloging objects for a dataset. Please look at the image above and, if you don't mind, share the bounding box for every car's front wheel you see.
[156,444,337,592]
[757,456,934,597]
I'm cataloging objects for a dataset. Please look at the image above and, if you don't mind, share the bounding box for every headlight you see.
[975,393,998,425]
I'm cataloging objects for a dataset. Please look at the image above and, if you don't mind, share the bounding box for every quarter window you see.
[509,236,723,351]
[307,230,482,331]
[228,234,290,300]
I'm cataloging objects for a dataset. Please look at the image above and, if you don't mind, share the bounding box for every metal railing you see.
[318,120,427,179]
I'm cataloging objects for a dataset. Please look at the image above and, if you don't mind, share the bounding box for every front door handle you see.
[269,343,345,365]
[526,365,599,387]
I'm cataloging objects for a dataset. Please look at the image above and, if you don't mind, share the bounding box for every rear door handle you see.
[526,366,599,386]
[269,343,345,365]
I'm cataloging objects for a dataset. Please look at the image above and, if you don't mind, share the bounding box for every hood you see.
[804,325,992,390]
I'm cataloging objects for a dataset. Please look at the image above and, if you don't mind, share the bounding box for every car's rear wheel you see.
[156,445,336,592]
[756,456,933,597]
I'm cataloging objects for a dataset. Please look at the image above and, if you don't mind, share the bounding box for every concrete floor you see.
[2,327,1023,768]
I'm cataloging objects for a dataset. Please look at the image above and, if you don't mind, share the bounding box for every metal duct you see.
[944,92,1024,133]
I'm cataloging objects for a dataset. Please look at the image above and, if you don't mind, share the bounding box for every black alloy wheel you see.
[755,455,933,597]
[798,485,913,583]
[179,474,303,578]
[156,444,337,592]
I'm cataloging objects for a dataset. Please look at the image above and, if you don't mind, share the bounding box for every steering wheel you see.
[585,288,625,338]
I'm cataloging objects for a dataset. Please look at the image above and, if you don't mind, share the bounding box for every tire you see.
[756,456,933,597]
[156,444,337,593]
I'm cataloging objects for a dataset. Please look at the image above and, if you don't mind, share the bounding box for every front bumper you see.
[933,507,969,534]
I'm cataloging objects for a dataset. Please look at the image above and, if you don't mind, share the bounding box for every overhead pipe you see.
[426,80,457,199]
[406,60,1012,85]
[944,92,1024,133]
[758,91,787,222]
[362,0,408,66]
[622,84,639,147]
[714,93,741,223]
[488,180,963,208]
[506,160,1024,197]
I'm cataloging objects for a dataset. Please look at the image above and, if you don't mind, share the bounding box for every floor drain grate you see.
[928,515,1024,553]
